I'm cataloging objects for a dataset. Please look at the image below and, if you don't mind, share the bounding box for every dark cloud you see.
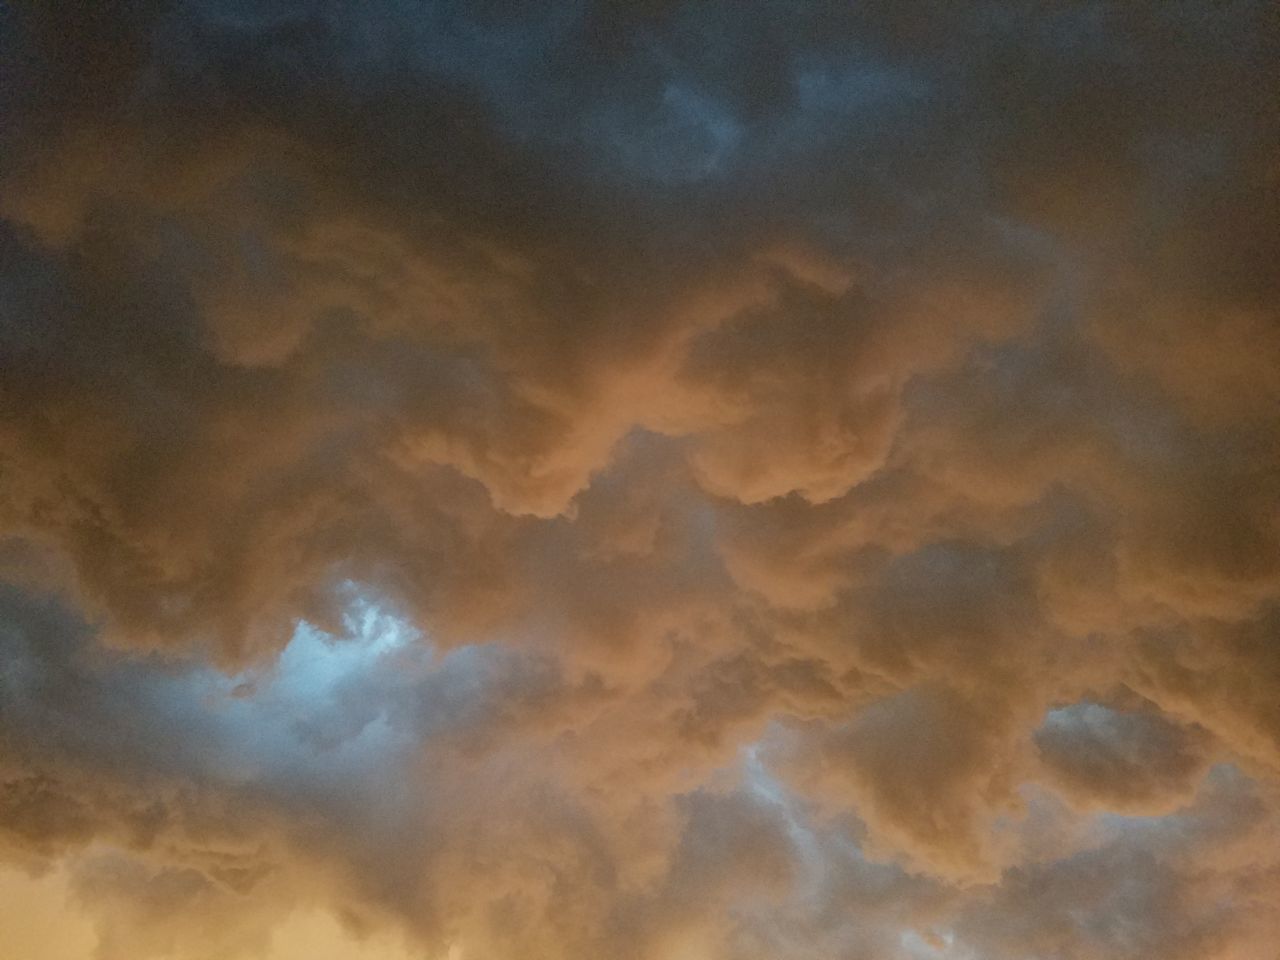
[1,1,1278,957]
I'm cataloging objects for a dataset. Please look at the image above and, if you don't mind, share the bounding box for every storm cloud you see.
[1,2,1278,958]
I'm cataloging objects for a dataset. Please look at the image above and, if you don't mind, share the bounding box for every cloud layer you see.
[1,2,1278,958]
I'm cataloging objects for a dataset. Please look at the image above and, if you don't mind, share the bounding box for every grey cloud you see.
[1,1,1278,958]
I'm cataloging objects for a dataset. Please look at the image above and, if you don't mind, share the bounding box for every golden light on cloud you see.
[0,865,98,960]
[1,2,1278,959]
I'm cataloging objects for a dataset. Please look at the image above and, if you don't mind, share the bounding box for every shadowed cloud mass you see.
[1,1,1278,958]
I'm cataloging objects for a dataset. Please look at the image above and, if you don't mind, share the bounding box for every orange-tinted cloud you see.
[1,2,1278,958]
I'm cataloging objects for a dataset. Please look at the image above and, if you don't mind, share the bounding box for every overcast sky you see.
[1,2,1278,959]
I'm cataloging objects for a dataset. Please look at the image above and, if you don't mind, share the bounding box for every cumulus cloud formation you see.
[1,1,1278,957]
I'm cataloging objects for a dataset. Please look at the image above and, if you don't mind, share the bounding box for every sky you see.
[0,2,1277,958]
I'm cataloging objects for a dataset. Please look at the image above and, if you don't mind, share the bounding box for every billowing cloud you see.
[1,1,1278,958]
